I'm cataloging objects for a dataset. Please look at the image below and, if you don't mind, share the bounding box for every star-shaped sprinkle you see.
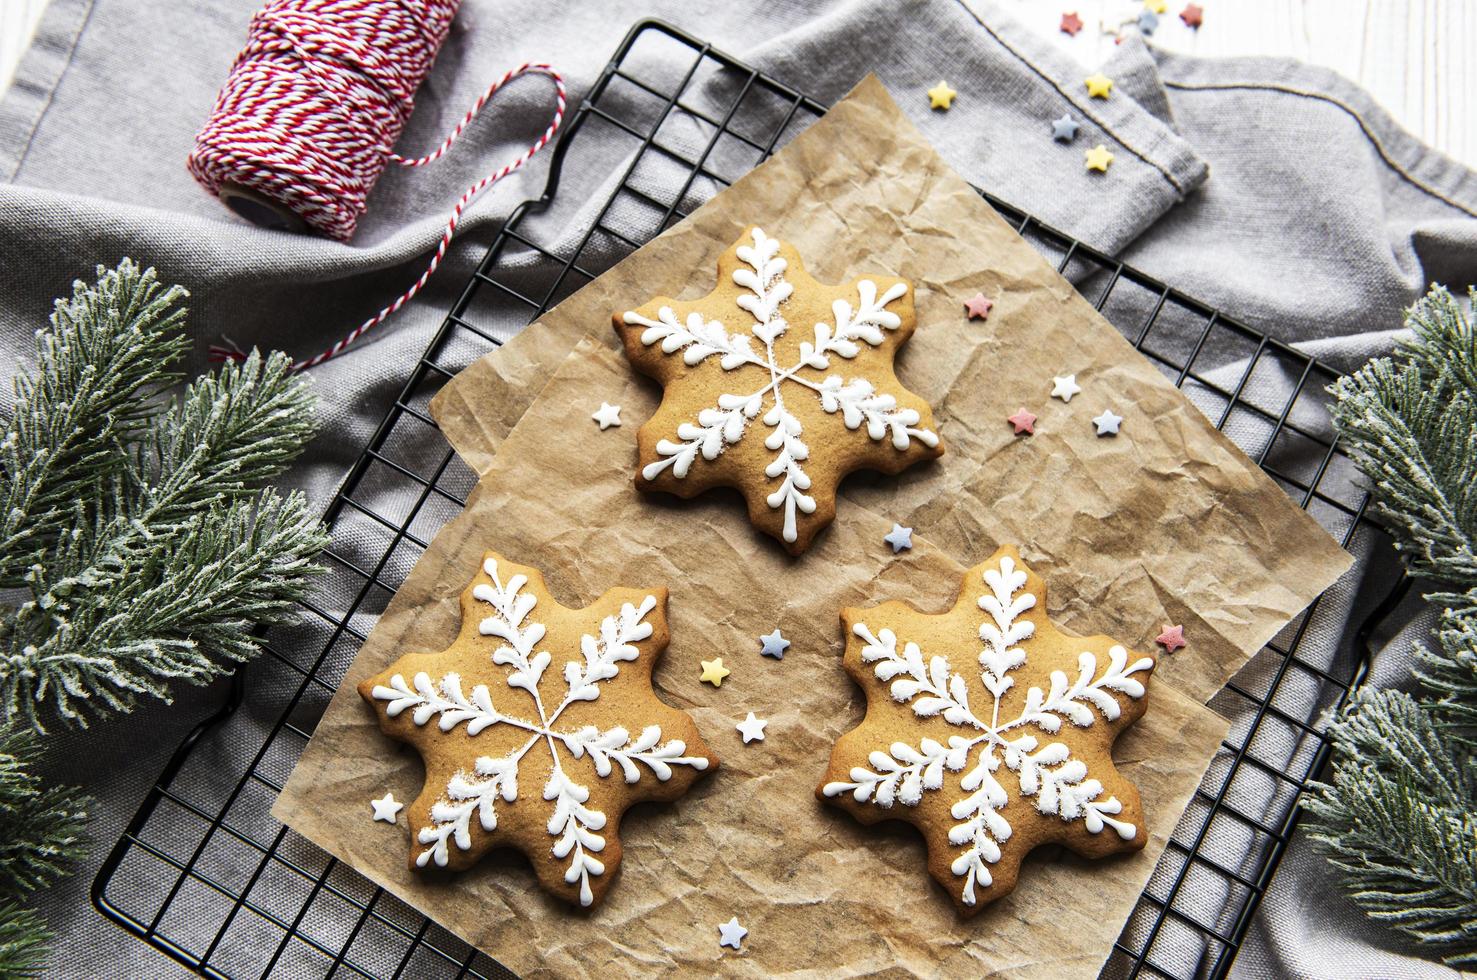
[1050,374,1082,402]
[1085,73,1114,99]
[1156,623,1186,653]
[718,916,747,949]
[819,545,1156,913]
[964,292,994,320]
[360,552,716,906]
[1180,3,1204,27]
[758,629,790,660]
[1146,0,1167,14]
[1060,11,1084,35]
[1051,114,1080,142]
[370,792,403,824]
[884,523,914,553]
[736,712,768,744]
[591,401,622,430]
[1007,408,1037,436]
[928,81,957,110]
[1092,409,1123,436]
[701,657,731,687]
[1137,9,1159,33]
[1085,144,1114,172]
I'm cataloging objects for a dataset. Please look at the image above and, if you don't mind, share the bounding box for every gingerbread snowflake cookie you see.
[614,226,943,555]
[359,551,717,907]
[818,545,1156,914]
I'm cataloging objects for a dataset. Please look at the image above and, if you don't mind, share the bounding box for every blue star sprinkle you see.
[1137,9,1159,33]
[759,629,790,660]
[1051,114,1080,142]
[884,523,914,553]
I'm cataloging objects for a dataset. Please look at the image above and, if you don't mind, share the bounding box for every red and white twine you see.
[188,0,565,370]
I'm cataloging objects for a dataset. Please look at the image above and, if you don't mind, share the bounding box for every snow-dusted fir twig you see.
[1305,285,1477,968]
[0,724,89,973]
[371,557,709,906]
[823,553,1152,907]
[624,227,938,543]
[0,262,328,731]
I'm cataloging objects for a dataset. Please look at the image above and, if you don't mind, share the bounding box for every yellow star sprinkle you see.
[927,81,957,110]
[1085,144,1114,172]
[700,657,731,687]
[1085,73,1114,99]
[1145,0,1167,13]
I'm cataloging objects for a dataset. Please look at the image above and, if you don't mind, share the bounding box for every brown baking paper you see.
[276,75,1352,976]
[277,341,1229,978]
[431,75,1352,707]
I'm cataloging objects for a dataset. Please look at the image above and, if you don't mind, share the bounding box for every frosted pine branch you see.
[1416,607,1477,747]
[1308,284,1477,967]
[1329,286,1477,597]
[1305,691,1477,966]
[0,725,87,895]
[0,261,186,589]
[4,490,326,729]
[0,725,89,973]
[138,346,318,525]
[0,261,328,731]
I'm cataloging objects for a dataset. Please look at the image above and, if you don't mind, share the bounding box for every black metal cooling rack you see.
[93,18,1394,980]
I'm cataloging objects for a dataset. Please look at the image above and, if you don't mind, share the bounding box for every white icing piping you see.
[624,227,938,543]
[822,553,1152,905]
[371,558,708,903]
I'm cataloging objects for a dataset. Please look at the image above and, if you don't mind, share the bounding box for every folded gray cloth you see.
[1,0,1472,976]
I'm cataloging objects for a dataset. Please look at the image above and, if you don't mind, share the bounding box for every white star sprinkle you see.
[1050,374,1082,402]
[884,523,914,553]
[1092,409,1123,436]
[370,792,403,824]
[591,402,622,430]
[718,916,748,950]
[736,712,768,744]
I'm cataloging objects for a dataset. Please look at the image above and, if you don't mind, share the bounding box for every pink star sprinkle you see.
[1007,408,1036,435]
[1156,623,1186,653]
[1060,11,1084,35]
[964,292,994,320]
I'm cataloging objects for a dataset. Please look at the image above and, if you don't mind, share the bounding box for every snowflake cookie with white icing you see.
[614,226,943,555]
[358,552,718,907]
[817,544,1156,914]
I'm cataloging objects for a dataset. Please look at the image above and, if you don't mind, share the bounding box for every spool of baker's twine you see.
[188,0,565,370]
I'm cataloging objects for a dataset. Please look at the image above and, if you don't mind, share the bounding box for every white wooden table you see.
[1009,0,1474,168]
[0,0,1472,167]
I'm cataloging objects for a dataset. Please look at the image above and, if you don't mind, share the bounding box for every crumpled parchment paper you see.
[274,75,1352,978]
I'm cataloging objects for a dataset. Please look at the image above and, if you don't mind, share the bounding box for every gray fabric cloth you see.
[0,0,1473,976]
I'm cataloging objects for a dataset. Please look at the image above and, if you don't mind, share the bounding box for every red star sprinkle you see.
[964,292,994,320]
[1156,623,1186,653]
[1007,408,1037,435]
[1060,11,1084,35]
[1180,4,1204,28]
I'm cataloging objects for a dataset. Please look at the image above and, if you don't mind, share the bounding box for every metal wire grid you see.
[92,19,1386,980]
